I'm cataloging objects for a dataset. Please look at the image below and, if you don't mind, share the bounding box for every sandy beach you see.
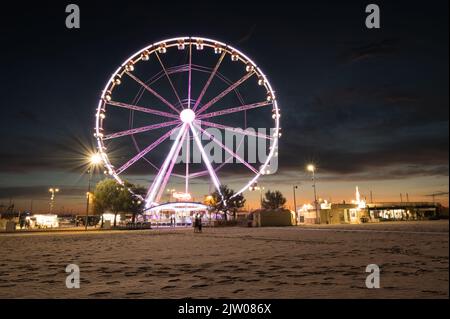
[0,221,448,298]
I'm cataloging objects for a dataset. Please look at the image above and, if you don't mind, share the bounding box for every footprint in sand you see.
[154,270,170,274]
[243,278,260,283]
[125,272,138,277]
[191,284,209,288]
[126,292,146,296]
[161,285,177,290]
[168,278,180,282]
[216,279,233,284]
[89,291,111,296]
[287,274,307,278]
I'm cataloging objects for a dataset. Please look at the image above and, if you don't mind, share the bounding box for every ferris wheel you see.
[94,37,281,208]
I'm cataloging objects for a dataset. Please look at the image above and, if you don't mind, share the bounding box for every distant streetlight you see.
[249,183,264,209]
[85,152,102,230]
[90,153,102,165]
[306,164,320,224]
[49,188,59,213]
[293,185,298,224]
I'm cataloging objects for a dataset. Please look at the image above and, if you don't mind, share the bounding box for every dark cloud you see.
[260,164,449,186]
[343,38,401,63]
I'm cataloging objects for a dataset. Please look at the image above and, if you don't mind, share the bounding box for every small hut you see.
[249,208,295,227]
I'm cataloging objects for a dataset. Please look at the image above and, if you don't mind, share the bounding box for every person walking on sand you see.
[193,215,198,233]
[198,215,202,233]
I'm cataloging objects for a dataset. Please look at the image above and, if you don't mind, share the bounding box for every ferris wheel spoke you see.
[195,124,259,175]
[197,120,273,140]
[145,124,188,205]
[107,100,180,119]
[190,124,222,195]
[156,128,188,202]
[188,170,208,179]
[185,129,190,193]
[196,71,255,115]
[187,148,235,179]
[103,120,180,140]
[155,52,184,108]
[197,101,272,120]
[125,71,180,114]
[192,51,226,112]
[115,125,181,175]
[187,43,192,109]
[188,150,235,179]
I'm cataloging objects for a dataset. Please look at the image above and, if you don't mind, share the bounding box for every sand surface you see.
[0,221,448,298]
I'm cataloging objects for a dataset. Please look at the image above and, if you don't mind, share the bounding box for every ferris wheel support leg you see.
[198,125,259,175]
[155,128,188,203]
[190,124,222,198]
[185,130,190,193]
[145,124,187,207]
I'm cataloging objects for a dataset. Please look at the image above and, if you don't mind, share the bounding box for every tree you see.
[262,190,286,210]
[210,185,246,220]
[93,179,145,227]
[127,185,146,223]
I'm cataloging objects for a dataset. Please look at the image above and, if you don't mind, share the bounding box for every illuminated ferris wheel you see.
[94,37,281,208]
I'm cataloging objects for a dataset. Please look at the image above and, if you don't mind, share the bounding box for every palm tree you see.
[210,185,246,220]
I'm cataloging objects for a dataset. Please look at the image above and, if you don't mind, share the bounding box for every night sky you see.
[0,0,448,213]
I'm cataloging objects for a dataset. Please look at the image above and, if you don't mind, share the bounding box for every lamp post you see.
[85,153,102,230]
[293,185,298,224]
[249,183,264,209]
[307,164,320,224]
[49,188,59,214]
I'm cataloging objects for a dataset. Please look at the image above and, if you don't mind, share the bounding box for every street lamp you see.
[307,164,320,224]
[85,152,102,230]
[90,153,102,166]
[293,185,298,224]
[49,188,59,213]
[249,183,264,210]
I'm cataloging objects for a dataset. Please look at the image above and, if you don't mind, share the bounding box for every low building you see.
[299,201,441,225]
[299,202,368,225]
[321,203,369,224]
[298,186,443,224]
[367,202,441,221]
[249,209,295,227]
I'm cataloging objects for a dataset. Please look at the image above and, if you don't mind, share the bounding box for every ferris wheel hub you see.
[180,108,196,124]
